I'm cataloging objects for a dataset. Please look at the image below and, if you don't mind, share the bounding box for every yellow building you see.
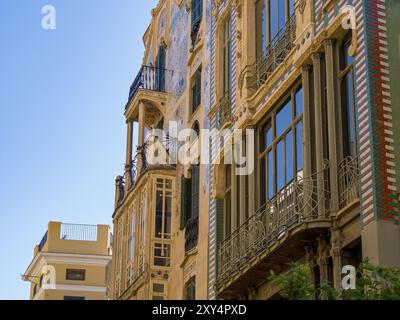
[111,0,400,300]
[111,0,211,300]
[23,222,112,300]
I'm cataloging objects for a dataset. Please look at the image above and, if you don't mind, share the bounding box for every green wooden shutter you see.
[191,165,200,218]
[180,176,192,229]
[216,199,224,245]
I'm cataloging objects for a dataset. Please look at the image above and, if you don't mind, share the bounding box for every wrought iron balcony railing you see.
[185,216,199,253]
[217,167,331,288]
[217,92,232,129]
[127,65,172,108]
[239,14,296,94]
[338,156,360,209]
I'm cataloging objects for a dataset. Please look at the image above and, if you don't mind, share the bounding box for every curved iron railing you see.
[239,14,296,93]
[217,91,232,129]
[217,167,331,287]
[185,216,199,253]
[127,65,172,108]
[338,156,360,209]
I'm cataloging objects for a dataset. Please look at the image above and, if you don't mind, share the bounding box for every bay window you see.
[258,85,303,207]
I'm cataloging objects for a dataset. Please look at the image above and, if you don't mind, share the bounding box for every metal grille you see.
[338,156,360,209]
[217,167,331,288]
[239,14,296,93]
[60,223,98,242]
[126,65,172,108]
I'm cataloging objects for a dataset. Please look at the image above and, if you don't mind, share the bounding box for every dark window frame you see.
[66,269,86,281]
[257,83,304,208]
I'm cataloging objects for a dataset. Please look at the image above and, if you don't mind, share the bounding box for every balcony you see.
[116,136,176,208]
[185,216,199,253]
[217,92,232,129]
[126,65,172,110]
[239,14,296,95]
[217,167,332,297]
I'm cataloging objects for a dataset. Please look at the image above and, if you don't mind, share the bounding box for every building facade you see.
[110,0,212,300]
[23,222,112,300]
[208,0,400,300]
[111,0,400,300]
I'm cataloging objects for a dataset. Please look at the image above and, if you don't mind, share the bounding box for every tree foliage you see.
[269,259,400,300]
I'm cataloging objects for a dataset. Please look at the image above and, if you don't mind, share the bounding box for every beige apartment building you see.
[23,222,112,300]
[111,0,211,300]
[111,0,400,300]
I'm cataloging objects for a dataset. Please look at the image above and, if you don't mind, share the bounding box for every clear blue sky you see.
[0,0,158,300]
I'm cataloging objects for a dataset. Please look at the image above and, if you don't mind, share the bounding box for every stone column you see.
[124,119,133,188]
[330,227,343,290]
[137,101,146,174]
[301,65,312,180]
[114,176,124,209]
[324,39,339,213]
[312,53,325,218]
[317,236,329,286]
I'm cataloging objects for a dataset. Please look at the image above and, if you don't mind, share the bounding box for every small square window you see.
[66,269,86,281]
[153,283,165,293]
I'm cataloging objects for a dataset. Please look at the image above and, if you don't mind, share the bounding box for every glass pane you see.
[286,131,294,183]
[296,122,303,172]
[347,72,356,156]
[155,191,163,238]
[153,283,165,293]
[268,151,274,199]
[276,99,292,137]
[260,158,266,205]
[164,195,172,237]
[278,0,285,31]
[260,122,272,151]
[295,88,303,117]
[289,0,295,16]
[276,140,284,191]
[269,0,279,40]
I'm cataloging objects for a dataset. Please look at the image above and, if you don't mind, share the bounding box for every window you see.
[64,296,85,301]
[192,0,203,27]
[155,45,166,92]
[255,0,295,57]
[185,277,196,300]
[258,85,303,206]
[224,165,232,237]
[221,17,232,96]
[155,179,172,239]
[339,36,357,158]
[151,282,167,300]
[128,214,136,260]
[154,243,171,267]
[191,0,203,46]
[66,269,86,281]
[191,67,202,113]
[139,192,147,273]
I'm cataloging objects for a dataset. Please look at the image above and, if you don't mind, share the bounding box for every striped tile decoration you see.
[355,0,399,225]
[208,1,238,300]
